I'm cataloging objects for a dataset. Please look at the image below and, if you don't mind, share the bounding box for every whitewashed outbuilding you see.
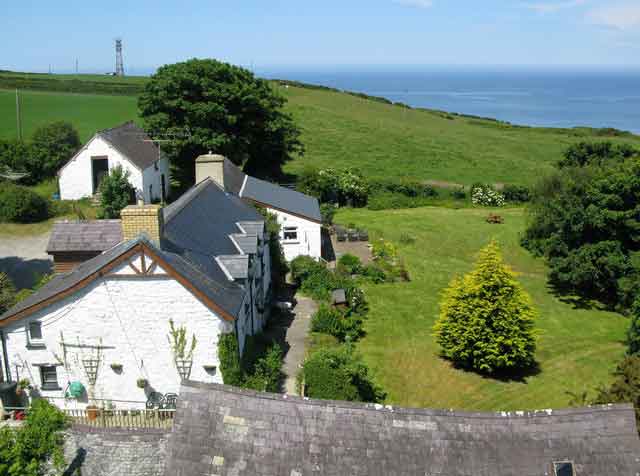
[58,122,170,204]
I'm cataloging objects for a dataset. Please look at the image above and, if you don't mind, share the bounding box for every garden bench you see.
[358,229,369,241]
[347,229,359,241]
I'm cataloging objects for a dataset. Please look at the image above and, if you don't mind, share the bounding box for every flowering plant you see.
[471,185,505,207]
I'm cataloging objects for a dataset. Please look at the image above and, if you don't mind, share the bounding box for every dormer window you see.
[553,461,575,476]
[27,321,45,348]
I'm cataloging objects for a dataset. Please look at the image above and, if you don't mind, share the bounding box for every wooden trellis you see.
[82,359,100,385]
[175,359,193,380]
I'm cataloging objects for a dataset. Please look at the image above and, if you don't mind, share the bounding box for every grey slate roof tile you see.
[99,121,161,171]
[164,381,640,476]
[46,220,123,253]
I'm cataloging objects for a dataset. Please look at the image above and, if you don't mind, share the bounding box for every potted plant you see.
[136,378,148,389]
[16,378,31,396]
[86,404,100,420]
[110,363,123,372]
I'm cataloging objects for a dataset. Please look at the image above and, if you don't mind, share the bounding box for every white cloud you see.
[588,3,640,30]
[523,0,585,14]
[393,0,433,9]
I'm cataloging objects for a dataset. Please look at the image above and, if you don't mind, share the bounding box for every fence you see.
[4,406,175,430]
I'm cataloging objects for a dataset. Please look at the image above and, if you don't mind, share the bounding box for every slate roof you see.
[46,220,122,253]
[241,175,322,223]
[98,121,160,171]
[165,381,640,476]
[1,178,265,323]
[215,158,321,222]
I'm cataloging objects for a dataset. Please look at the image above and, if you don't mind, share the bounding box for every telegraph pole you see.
[15,89,22,142]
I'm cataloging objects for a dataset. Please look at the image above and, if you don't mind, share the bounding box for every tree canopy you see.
[522,141,640,310]
[433,241,537,374]
[138,59,303,189]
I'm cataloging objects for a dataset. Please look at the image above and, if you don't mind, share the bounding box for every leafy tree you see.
[300,346,385,403]
[28,121,81,183]
[0,139,31,177]
[593,355,640,430]
[629,299,640,355]
[138,58,302,188]
[523,144,640,309]
[558,141,637,169]
[0,183,49,223]
[97,165,134,219]
[433,241,537,374]
[0,272,16,315]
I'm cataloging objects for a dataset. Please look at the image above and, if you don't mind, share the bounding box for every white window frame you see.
[282,226,299,243]
[27,321,45,348]
[40,365,60,391]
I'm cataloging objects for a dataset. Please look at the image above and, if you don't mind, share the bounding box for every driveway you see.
[0,233,52,289]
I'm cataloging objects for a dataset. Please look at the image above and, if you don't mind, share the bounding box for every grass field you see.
[335,206,628,411]
[2,72,639,187]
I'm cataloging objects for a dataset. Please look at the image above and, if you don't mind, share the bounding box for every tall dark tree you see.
[138,59,303,189]
[523,142,640,309]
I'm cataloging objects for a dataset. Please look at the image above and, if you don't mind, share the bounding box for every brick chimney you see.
[120,204,164,245]
[195,152,226,188]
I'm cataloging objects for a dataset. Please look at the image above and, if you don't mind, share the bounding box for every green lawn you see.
[0,89,138,142]
[335,206,628,411]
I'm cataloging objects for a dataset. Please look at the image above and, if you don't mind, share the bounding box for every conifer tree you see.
[433,240,537,374]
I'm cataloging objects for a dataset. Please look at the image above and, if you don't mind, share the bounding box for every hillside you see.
[1,71,638,186]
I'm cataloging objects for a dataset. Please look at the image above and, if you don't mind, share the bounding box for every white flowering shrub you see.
[471,185,505,207]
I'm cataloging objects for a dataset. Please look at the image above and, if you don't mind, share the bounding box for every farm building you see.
[58,121,170,204]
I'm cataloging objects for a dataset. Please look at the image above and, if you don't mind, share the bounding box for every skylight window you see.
[553,461,575,476]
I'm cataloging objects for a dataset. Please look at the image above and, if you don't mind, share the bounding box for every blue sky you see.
[2,0,640,73]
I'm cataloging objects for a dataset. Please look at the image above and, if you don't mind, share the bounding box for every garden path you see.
[281,294,317,395]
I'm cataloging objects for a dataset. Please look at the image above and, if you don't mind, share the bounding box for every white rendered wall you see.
[141,156,171,203]
[2,255,235,410]
[269,208,322,261]
[59,136,143,202]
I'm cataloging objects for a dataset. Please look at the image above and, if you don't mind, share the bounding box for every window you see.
[283,226,298,242]
[40,366,60,391]
[27,321,44,347]
[553,462,575,476]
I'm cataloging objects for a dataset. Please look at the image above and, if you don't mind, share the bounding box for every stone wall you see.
[59,426,168,476]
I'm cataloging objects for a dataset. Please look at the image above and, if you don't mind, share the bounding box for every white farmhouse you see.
[195,153,322,261]
[58,122,170,204]
[0,179,271,409]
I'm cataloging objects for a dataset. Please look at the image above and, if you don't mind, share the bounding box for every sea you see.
[260,70,640,134]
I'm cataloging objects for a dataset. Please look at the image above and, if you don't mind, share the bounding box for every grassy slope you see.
[2,74,639,186]
[335,206,627,411]
[278,84,640,186]
[0,89,138,142]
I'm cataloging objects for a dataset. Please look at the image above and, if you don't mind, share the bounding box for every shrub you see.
[629,299,640,355]
[372,238,398,262]
[0,399,68,476]
[362,264,387,284]
[97,165,135,219]
[311,304,344,338]
[337,253,363,275]
[300,346,385,403]
[320,203,336,225]
[433,241,537,374]
[451,187,467,200]
[367,192,433,210]
[593,355,640,430]
[28,121,81,182]
[290,256,325,285]
[242,342,284,393]
[0,272,16,315]
[471,184,505,207]
[300,267,349,302]
[297,167,369,206]
[502,184,530,203]
[218,332,243,386]
[0,183,49,223]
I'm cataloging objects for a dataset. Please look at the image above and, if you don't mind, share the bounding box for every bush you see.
[300,267,348,301]
[362,264,387,284]
[97,165,135,219]
[593,355,640,430]
[320,203,336,226]
[367,192,431,210]
[470,184,505,207]
[629,299,640,355]
[370,178,438,198]
[0,272,16,315]
[337,253,363,275]
[433,241,537,374]
[29,121,81,182]
[300,346,385,403]
[218,332,243,386]
[0,183,49,223]
[502,184,530,203]
[451,187,467,200]
[311,304,344,337]
[290,256,325,285]
[0,399,68,476]
[297,167,369,206]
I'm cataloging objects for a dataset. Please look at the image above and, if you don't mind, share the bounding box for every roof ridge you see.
[97,120,137,136]
[162,178,217,224]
